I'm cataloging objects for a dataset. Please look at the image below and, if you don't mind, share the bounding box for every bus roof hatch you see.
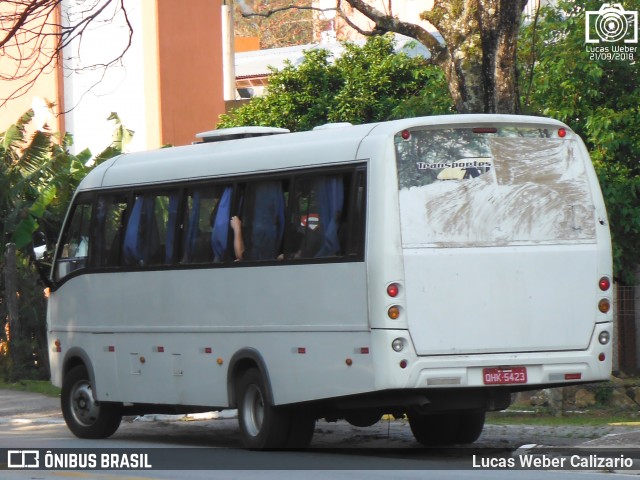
[195,126,290,143]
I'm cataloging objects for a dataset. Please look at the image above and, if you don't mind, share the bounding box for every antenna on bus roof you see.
[195,126,290,143]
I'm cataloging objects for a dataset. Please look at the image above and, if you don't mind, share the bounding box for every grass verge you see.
[487,408,640,427]
[0,380,60,397]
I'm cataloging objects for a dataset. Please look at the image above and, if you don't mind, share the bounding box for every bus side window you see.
[94,194,128,267]
[181,186,230,263]
[122,192,179,266]
[239,180,287,261]
[285,174,346,259]
[346,169,366,256]
[55,200,92,281]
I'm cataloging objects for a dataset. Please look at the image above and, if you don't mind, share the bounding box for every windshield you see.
[394,127,596,246]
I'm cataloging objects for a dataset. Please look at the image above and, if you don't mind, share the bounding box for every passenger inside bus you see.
[230,215,245,261]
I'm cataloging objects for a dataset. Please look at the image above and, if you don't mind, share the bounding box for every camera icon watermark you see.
[586,3,638,43]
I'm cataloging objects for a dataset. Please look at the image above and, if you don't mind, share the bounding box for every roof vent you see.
[195,126,290,143]
[313,122,353,131]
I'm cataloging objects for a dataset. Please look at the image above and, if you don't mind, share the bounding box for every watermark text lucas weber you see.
[587,44,636,61]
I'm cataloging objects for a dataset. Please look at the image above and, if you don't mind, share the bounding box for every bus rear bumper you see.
[371,325,613,392]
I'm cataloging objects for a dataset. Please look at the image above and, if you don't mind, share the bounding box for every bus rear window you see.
[394,127,596,246]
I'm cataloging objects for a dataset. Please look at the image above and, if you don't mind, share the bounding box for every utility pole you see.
[222,0,237,102]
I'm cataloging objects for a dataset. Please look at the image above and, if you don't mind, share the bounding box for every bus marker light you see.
[360,347,370,354]
[599,276,611,291]
[140,356,146,364]
[53,339,61,353]
[108,346,115,353]
[564,373,582,380]
[401,130,411,140]
[598,298,610,313]
[217,358,224,365]
[297,347,306,354]
[399,360,408,369]
[599,353,606,362]
[388,306,400,320]
[387,283,399,297]
[558,128,567,138]
[204,347,212,354]
[156,346,165,353]
[346,358,353,366]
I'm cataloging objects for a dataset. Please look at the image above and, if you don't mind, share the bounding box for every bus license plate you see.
[483,367,527,385]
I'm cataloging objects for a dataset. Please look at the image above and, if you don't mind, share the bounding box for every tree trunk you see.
[4,243,20,369]
[344,0,528,114]
[423,0,528,113]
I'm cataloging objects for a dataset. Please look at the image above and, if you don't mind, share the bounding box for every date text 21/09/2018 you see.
[587,45,636,61]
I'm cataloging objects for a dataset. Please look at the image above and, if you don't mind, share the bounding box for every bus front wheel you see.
[236,368,291,449]
[61,365,122,439]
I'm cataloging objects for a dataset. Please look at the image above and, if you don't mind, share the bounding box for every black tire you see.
[285,409,316,449]
[408,411,460,446]
[456,410,485,444]
[236,368,291,449]
[61,365,122,439]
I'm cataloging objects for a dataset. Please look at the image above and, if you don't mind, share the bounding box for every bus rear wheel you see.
[408,410,486,446]
[285,409,316,449]
[456,410,485,444]
[61,365,122,439]
[237,368,291,449]
[408,411,460,446]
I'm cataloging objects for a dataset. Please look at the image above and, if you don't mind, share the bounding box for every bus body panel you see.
[49,262,372,406]
[402,243,602,355]
[84,125,378,191]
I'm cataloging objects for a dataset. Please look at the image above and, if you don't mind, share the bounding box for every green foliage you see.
[520,0,640,283]
[218,35,454,131]
[0,112,132,381]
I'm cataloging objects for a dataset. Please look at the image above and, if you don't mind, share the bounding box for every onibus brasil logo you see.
[585,3,638,61]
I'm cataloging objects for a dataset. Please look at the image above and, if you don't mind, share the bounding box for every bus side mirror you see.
[31,231,55,289]
[32,231,48,260]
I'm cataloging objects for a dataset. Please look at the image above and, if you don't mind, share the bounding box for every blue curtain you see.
[123,196,158,265]
[123,196,144,265]
[314,176,344,257]
[211,187,232,261]
[250,181,285,260]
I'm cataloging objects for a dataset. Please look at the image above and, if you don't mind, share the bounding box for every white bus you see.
[41,114,613,449]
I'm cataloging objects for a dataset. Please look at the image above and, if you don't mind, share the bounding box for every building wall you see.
[0,3,63,134]
[154,0,225,147]
[1,0,226,154]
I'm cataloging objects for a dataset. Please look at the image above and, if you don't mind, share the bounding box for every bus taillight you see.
[599,276,611,291]
[387,283,400,297]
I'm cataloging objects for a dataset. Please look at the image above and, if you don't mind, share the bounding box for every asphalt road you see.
[2,389,640,478]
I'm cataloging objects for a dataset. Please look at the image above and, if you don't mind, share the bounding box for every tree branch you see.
[240,5,337,19]
[0,0,133,108]
[340,0,446,63]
